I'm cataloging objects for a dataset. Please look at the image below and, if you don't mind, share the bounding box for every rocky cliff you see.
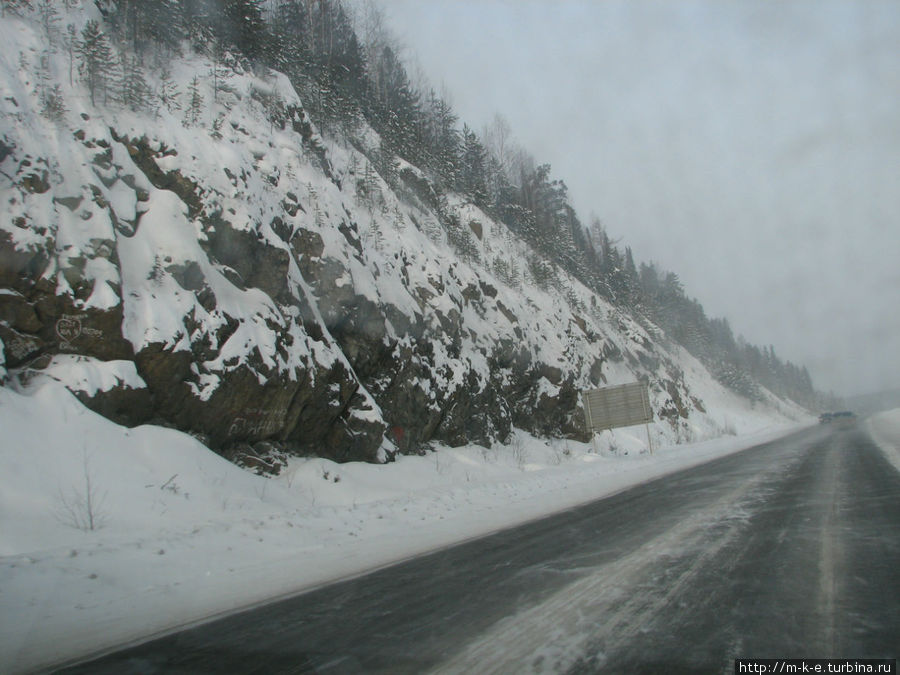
[0,11,803,469]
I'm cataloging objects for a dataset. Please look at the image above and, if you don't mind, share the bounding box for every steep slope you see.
[0,8,806,466]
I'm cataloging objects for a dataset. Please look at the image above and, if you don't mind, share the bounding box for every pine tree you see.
[368,216,384,253]
[35,0,60,46]
[36,49,51,101]
[77,20,115,106]
[119,53,154,112]
[184,76,203,126]
[108,0,184,57]
[349,151,362,174]
[182,0,215,46]
[41,84,67,122]
[225,0,266,61]
[368,43,420,161]
[63,23,77,86]
[189,0,264,62]
[424,90,460,187]
[263,1,303,73]
[157,68,181,113]
[527,254,555,291]
[460,124,488,206]
[392,204,406,232]
[622,247,642,307]
[151,0,185,54]
[356,161,381,212]
[209,40,234,104]
[1,1,33,18]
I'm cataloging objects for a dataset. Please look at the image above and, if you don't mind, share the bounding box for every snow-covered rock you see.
[0,7,807,467]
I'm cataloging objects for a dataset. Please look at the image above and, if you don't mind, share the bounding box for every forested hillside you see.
[0,0,814,467]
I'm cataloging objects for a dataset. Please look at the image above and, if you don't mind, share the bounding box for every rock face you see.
[0,25,752,467]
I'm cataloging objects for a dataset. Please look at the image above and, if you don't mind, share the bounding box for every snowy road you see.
[59,425,900,674]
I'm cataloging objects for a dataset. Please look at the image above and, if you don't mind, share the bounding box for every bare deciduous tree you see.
[55,449,107,532]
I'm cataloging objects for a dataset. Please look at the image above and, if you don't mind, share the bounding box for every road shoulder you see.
[866,409,900,473]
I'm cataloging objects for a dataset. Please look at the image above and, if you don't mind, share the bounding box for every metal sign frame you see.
[582,382,654,452]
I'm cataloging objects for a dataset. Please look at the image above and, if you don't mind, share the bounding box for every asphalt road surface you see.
[59,425,900,674]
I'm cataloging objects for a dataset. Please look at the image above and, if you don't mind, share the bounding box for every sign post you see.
[581,382,654,453]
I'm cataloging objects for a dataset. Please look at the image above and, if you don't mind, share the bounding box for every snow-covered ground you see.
[867,408,900,473]
[0,380,809,674]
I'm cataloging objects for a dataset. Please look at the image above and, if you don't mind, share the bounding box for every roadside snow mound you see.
[867,409,900,472]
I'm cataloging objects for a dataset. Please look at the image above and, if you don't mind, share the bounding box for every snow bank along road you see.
[60,424,900,674]
[0,381,803,674]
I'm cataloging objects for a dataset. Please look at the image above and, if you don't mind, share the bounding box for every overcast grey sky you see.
[376,0,900,398]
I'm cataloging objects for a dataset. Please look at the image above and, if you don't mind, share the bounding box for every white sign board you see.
[582,382,653,433]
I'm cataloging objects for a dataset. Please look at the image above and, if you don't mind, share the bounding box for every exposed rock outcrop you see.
[0,27,754,466]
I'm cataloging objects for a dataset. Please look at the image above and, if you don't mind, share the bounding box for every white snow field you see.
[0,379,809,673]
[868,408,900,473]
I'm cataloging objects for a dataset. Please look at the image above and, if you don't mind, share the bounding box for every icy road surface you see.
[61,425,900,673]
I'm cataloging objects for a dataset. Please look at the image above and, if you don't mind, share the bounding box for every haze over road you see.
[61,426,900,674]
